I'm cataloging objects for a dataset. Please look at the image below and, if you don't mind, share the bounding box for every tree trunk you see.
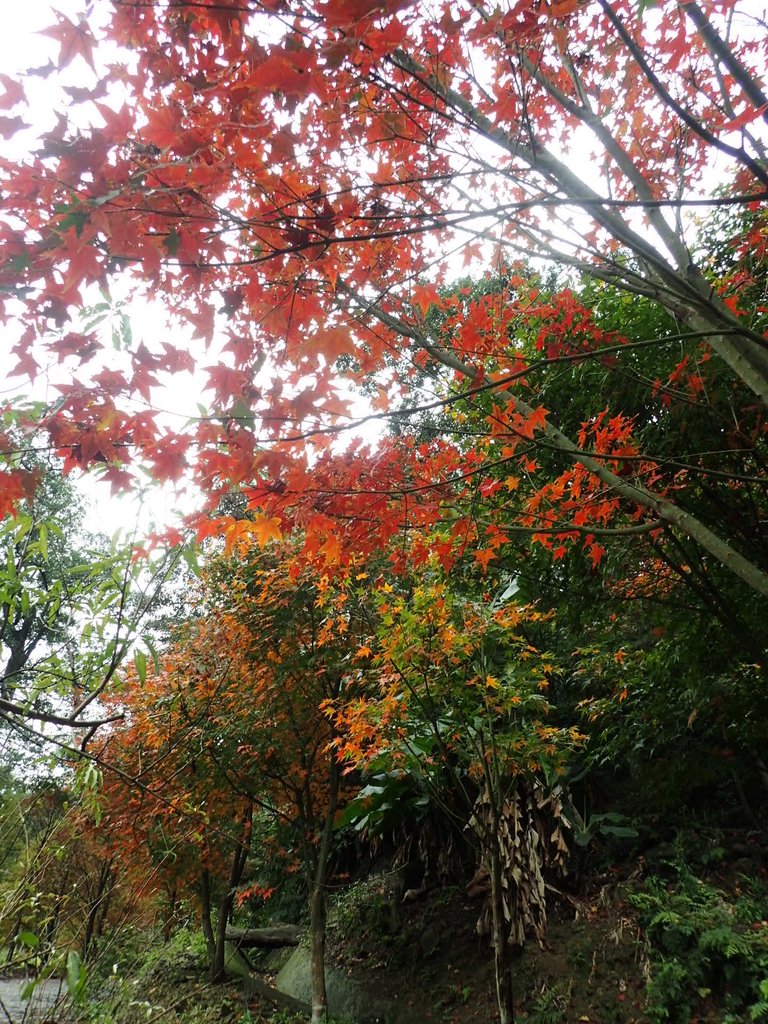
[309,877,328,1024]
[210,890,236,982]
[82,859,114,961]
[755,756,768,798]
[163,885,178,942]
[200,868,215,964]
[308,759,339,1024]
[96,874,115,940]
[42,899,62,966]
[489,827,515,1024]
[210,803,252,983]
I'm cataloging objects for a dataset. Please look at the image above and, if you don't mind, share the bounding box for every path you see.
[0,978,68,1023]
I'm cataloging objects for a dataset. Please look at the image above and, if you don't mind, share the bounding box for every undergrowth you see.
[629,863,768,1023]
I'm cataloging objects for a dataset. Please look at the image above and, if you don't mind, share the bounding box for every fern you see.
[629,865,768,1024]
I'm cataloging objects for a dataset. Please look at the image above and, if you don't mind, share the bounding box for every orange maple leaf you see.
[411,283,445,316]
[474,547,495,571]
[319,533,342,564]
[548,0,578,17]
[249,514,283,547]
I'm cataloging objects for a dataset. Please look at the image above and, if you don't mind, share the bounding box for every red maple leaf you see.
[588,542,606,568]
[0,116,27,140]
[39,14,97,70]
[0,76,25,110]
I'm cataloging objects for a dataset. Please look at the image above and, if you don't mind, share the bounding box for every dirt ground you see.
[319,871,652,1023]
[106,876,651,1024]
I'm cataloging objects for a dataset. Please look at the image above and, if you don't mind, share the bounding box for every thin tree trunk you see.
[42,899,62,966]
[309,759,339,1024]
[755,756,768,798]
[163,885,178,942]
[210,892,235,982]
[200,868,215,964]
[95,881,114,944]
[84,861,115,960]
[211,803,252,983]
[6,915,23,967]
[489,835,515,1024]
[309,875,328,1024]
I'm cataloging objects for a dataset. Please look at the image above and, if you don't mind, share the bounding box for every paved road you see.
[0,979,68,1023]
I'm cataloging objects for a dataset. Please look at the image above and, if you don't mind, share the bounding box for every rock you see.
[276,945,394,1023]
[417,922,441,959]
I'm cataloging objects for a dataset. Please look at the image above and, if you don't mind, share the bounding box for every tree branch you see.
[338,281,768,598]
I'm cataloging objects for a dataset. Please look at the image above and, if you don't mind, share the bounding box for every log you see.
[225,924,302,948]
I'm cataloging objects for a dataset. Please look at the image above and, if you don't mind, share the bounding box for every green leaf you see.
[20,980,37,1001]
[119,313,132,348]
[37,523,48,561]
[182,544,201,577]
[66,950,87,1004]
[134,648,147,684]
[165,227,181,258]
[599,824,638,838]
[17,930,39,948]
[144,635,161,675]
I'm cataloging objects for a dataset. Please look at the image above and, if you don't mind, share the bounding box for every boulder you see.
[276,946,394,1023]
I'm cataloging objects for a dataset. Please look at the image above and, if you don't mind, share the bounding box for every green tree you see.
[0,439,183,746]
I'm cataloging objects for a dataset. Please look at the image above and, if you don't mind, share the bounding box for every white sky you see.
[0,5,66,70]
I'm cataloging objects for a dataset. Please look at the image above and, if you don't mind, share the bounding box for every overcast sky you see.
[0,4,187,538]
[1,4,381,543]
[1,4,77,74]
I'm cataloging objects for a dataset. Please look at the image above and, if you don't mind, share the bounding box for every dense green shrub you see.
[629,866,768,1023]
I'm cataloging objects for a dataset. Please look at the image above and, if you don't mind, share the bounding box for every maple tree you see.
[1,5,768,1014]
[441,260,768,600]
[96,619,259,983]
[93,535,581,1022]
[0,0,766,603]
[194,545,376,1020]
[328,571,578,1024]
[94,540,374,1019]
[447,260,768,810]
